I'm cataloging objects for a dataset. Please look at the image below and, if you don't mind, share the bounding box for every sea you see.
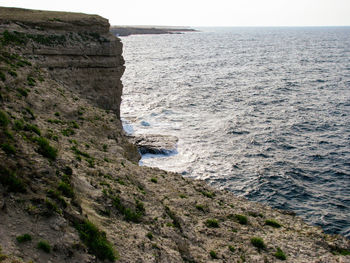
[120,27,350,238]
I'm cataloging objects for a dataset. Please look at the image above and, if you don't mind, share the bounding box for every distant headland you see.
[110,25,197,36]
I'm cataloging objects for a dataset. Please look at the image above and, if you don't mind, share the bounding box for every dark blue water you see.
[120,27,350,238]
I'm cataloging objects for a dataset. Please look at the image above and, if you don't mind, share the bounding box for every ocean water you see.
[120,27,350,238]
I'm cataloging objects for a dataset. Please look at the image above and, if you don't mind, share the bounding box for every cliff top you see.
[0,6,109,33]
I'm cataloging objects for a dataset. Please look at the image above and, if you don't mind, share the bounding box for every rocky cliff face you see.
[0,7,349,263]
[0,7,125,119]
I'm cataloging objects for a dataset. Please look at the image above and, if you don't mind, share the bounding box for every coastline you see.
[0,6,349,262]
[110,26,197,36]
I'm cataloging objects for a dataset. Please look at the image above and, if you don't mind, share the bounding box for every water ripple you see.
[121,27,350,238]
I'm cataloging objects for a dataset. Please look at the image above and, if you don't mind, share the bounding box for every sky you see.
[0,0,349,27]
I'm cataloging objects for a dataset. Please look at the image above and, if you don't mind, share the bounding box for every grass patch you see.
[24,123,41,135]
[1,143,16,155]
[27,76,36,86]
[235,214,248,225]
[45,199,61,215]
[265,219,281,228]
[205,219,219,228]
[47,119,63,124]
[17,88,28,97]
[210,250,218,259]
[331,247,350,256]
[0,110,10,127]
[24,107,35,120]
[112,196,145,223]
[75,220,117,261]
[251,237,266,250]
[62,128,75,136]
[0,71,5,81]
[13,119,24,130]
[71,145,90,158]
[58,181,74,198]
[165,206,181,229]
[71,121,79,129]
[8,70,17,77]
[37,240,51,253]
[0,166,25,192]
[36,137,57,160]
[274,247,287,260]
[16,234,32,243]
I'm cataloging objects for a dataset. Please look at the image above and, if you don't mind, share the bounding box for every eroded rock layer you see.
[0,7,124,118]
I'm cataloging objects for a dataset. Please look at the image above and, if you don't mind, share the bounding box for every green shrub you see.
[103,144,108,152]
[36,137,57,160]
[17,88,28,97]
[228,245,235,252]
[251,237,266,250]
[37,240,51,253]
[24,123,41,135]
[209,250,218,259]
[27,76,36,86]
[265,219,281,228]
[164,206,181,229]
[0,110,10,127]
[274,247,287,260]
[112,196,144,223]
[24,107,35,120]
[62,128,75,136]
[150,177,158,183]
[0,71,5,81]
[16,234,32,243]
[205,219,219,228]
[1,143,16,155]
[71,146,90,158]
[8,70,17,77]
[14,120,24,130]
[235,214,248,225]
[4,129,13,140]
[146,232,153,240]
[71,121,79,129]
[58,181,74,198]
[1,30,28,45]
[201,191,214,198]
[63,166,73,175]
[45,199,61,215]
[331,247,350,256]
[54,112,60,117]
[47,189,67,208]
[0,166,25,192]
[75,220,117,261]
[195,204,206,212]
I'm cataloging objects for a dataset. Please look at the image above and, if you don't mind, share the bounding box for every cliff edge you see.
[0,7,349,263]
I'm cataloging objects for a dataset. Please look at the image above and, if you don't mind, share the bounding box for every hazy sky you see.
[0,0,349,26]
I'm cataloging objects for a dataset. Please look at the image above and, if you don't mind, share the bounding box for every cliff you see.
[0,7,124,119]
[0,7,349,263]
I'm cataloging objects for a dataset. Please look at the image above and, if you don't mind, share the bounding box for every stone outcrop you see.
[0,7,125,119]
[128,134,178,155]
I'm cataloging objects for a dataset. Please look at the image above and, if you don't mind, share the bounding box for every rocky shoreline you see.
[0,6,349,263]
